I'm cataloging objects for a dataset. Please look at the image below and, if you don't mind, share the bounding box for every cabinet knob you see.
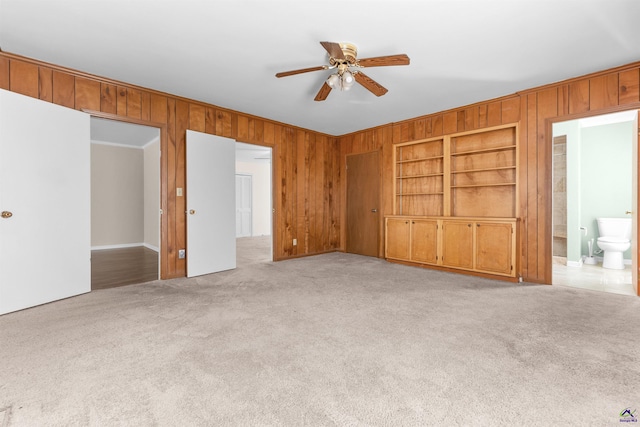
[468,224,472,227]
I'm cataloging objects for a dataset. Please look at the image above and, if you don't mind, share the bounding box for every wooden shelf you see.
[396,173,444,179]
[396,192,444,196]
[451,166,515,174]
[451,145,516,157]
[396,155,444,164]
[451,183,515,189]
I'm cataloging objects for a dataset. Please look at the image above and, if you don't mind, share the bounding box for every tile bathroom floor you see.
[553,259,635,296]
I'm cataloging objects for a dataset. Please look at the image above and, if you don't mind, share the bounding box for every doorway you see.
[90,117,161,289]
[346,151,381,257]
[235,142,273,266]
[551,110,638,296]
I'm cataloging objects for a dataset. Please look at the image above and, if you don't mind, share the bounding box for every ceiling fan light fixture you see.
[341,70,355,90]
[326,73,341,89]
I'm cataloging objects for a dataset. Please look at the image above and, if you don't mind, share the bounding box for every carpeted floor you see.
[1,251,639,426]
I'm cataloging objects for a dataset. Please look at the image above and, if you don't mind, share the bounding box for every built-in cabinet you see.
[387,123,519,280]
[385,216,517,277]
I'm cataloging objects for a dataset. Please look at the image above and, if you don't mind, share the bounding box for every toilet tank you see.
[596,218,632,240]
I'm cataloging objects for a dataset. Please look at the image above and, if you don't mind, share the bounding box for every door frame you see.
[84,110,168,279]
[545,106,639,296]
[345,149,383,257]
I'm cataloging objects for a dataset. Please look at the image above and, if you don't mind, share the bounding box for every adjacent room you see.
[1,1,640,425]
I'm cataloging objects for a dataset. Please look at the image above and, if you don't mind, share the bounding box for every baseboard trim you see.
[92,243,160,252]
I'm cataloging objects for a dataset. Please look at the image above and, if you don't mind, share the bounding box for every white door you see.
[633,111,639,295]
[186,130,236,277]
[0,89,91,315]
[235,174,252,237]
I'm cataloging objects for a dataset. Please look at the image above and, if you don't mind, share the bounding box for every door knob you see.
[626,211,633,215]
[1,211,12,219]
[189,209,196,215]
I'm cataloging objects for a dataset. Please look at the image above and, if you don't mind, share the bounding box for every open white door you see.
[0,89,90,315]
[186,130,236,277]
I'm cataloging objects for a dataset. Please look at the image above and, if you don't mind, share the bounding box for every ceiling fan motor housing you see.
[328,42,358,66]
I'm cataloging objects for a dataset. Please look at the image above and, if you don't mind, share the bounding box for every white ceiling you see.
[1,0,639,136]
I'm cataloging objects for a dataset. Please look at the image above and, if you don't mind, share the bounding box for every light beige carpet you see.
[1,251,639,426]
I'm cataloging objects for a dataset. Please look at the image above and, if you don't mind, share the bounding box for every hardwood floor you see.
[91,246,159,290]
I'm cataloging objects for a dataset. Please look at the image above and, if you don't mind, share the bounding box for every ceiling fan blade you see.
[354,72,388,97]
[314,82,332,101]
[275,66,327,78]
[320,41,345,60]
[357,54,410,68]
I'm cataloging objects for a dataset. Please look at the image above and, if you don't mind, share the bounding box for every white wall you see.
[144,138,160,250]
[236,160,271,236]
[91,143,144,247]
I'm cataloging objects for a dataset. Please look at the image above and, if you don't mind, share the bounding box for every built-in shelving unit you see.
[389,123,519,281]
[394,123,518,218]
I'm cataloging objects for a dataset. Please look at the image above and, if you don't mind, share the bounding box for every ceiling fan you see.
[275,41,410,101]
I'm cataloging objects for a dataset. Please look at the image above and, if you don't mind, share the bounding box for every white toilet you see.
[596,218,632,270]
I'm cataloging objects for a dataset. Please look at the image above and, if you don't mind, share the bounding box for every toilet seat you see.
[597,237,630,244]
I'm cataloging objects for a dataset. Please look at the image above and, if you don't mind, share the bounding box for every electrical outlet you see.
[293,238,297,246]
[178,249,185,259]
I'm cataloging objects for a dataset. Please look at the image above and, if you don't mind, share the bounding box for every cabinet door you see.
[386,218,411,260]
[410,219,438,264]
[441,220,474,269]
[475,222,514,276]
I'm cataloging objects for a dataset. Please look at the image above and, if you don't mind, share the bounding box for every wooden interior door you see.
[186,130,236,277]
[0,89,91,315]
[346,151,380,257]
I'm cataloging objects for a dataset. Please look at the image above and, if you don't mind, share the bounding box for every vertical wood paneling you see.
[557,85,569,116]
[526,93,538,281]
[297,131,310,255]
[150,94,167,124]
[518,95,529,279]
[465,106,479,130]
[204,107,216,134]
[38,67,53,102]
[432,115,443,137]
[166,98,177,276]
[456,111,465,131]
[141,92,151,121]
[10,60,39,97]
[101,83,117,114]
[189,103,205,132]
[589,74,618,110]
[175,100,189,276]
[536,88,557,282]
[501,97,520,124]
[126,88,142,118]
[116,86,127,116]
[487,101,502,126]
[569,80,589,114]
[75,77,101,111]
[237,115,249,141]
[619,68,640,105]
[478,104,488,128]
[443,112,457,134]
[5,53,638,284]
[264,121,275,144]
[0,56,9,89]
[52,71,74,108]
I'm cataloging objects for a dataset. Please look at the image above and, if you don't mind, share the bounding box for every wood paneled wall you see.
[339,62,640,284]
[0,52,340,279]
